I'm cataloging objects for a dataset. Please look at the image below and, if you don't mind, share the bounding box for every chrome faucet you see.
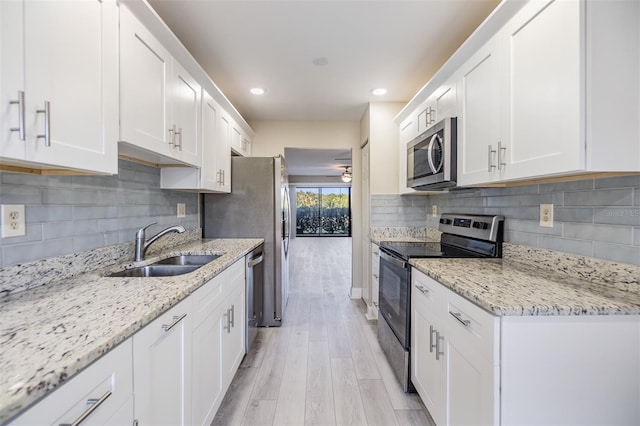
[134,222,186,262]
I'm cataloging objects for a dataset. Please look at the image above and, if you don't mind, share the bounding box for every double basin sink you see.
[107,254,222,278]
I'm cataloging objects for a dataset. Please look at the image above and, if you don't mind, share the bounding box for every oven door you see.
[378,248,411,349]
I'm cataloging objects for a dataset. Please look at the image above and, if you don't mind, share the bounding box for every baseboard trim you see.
[365,305,379,321]
[349,287,362,299]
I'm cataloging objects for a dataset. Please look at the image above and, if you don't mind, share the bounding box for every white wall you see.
[368,102,404,194]
[249,120,364,296]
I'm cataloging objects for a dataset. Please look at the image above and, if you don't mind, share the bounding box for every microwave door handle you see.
[427,133,439,173]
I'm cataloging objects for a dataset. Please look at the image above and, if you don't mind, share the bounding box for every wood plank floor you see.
[213,237,435,426]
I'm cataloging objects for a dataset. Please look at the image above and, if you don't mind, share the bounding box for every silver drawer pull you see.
[416,285,429,295]
[174,127,182,151]
[9,90,25,141]
[449,311,471,327]
[162,313,186,332]
[488,145,496,172]
[59,390,112,426]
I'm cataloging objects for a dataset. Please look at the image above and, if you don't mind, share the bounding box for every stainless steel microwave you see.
[407,117,457,190]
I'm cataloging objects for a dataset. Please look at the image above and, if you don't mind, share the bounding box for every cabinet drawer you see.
[412,270,442,316]
[443,287,498,363]
[12,340,133,425]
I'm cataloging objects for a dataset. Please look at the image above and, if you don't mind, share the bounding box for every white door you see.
[191,302,225,426]
[171,60,201,166]
[222,285,246,387]
[502,0,582,180]
[8,0,118,174]
[457,35,503,186]
[120,6,172,157]
[133,299,191,426]
[0,0,26,160]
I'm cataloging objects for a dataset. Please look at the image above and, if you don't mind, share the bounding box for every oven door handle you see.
[379,249,409,269]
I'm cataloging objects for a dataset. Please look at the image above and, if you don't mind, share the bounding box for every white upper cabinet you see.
[119,5,200,167]
[457,35,504,185]
[230,120,252,157]
[457,0,639,186]
[0,0,118,174]
[160,90,231,192]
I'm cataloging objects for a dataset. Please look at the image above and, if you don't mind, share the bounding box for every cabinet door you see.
[8,0,118,174]
[230,123,242,155]
[411,283,446,426]
[0,0,26,161]
[502,0,582,180]
[222,283,246,387]
[203,91,231,192]
[171,60,201,166]
[120,6,172,157]
[457,35,503,186]
[435,77,457,121]
[371,244,379,311]
[133,298,192,426]
[191,299,226,426]
[446,339,496,425]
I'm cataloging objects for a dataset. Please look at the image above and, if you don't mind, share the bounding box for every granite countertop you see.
[411,257,640,316]
[0,238,263,424]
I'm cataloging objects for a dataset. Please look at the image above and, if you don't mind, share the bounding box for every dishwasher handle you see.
[248,251,264,267]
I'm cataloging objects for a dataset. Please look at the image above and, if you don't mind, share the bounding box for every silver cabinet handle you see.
[223,309,231,333]
[488,145,496,172]
[221,169,225,185]
[416,285,429,295]
[162,313,186,332]
[449,311,471,327]
[216,170,222,185]
[429,325,436,353]
[230,304,235,328]
[9,90,25,141]
[59,390,112,426]
[174,127,182,151]
[435,331,444,361]
[168,125,175,144]
[36,101,51,147]
[497,141,506,171]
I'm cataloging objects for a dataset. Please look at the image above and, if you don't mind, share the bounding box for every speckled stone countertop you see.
[0,238,262,424]
[411,257,640,316]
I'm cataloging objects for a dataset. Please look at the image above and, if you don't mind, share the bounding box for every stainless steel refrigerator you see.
[202,155,291,327]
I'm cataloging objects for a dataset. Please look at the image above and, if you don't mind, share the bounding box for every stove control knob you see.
[440,218,452,225]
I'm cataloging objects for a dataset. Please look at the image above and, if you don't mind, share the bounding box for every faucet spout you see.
[134,223,186,262]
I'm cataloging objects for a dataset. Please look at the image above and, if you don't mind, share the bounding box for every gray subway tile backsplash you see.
[0,160,199,267]
[371,174,640,266]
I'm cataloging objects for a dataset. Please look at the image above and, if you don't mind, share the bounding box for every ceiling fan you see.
[340,166,352,183]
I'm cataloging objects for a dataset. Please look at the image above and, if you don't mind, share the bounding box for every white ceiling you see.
[147,0,500,122]
[284,147,352,176]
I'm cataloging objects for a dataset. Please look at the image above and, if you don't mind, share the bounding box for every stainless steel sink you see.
[106,254,222,278]
[107,264,201,278]
[153,254,222,266]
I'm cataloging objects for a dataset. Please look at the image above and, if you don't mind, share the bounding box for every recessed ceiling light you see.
[250,87,265,95]
[371,88,387,96]
[312,57,329,66]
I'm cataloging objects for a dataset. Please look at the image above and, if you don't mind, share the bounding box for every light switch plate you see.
[1,204,26,238]
[432,205,438,217]
[539,204,554,228]
[177,203,186,218]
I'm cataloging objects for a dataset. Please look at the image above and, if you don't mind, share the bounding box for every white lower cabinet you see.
[11,340,134,425]
[191,259,245,426]
[133,296,192,426]
[11,256,249,425]
[411,271,498,426]
[411,269,640,425]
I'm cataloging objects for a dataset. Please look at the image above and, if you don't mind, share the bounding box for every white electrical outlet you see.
[1,204,26,238]
[540,203,554,228]
[177,203,186,218]
[432,205,438,217]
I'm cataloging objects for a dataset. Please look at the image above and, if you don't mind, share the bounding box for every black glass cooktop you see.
[379,238,496,260]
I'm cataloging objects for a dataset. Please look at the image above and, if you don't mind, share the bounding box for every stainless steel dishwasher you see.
[246,245,264,352]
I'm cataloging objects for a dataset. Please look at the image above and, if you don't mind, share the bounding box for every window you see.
[295,187,351,236]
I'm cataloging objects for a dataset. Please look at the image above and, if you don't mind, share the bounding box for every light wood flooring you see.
[212,237,434,426]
